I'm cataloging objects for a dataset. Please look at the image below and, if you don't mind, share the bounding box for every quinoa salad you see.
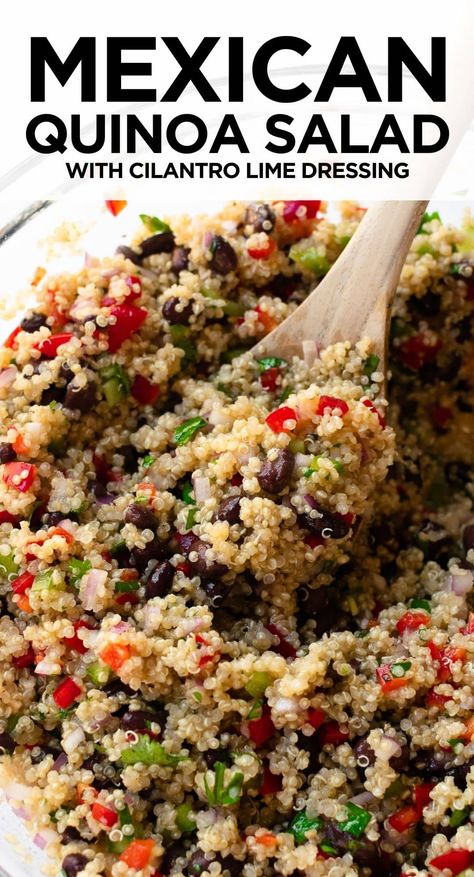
[0,200,473,877]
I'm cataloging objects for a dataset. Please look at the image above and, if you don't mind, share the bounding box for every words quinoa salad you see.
[0,200,473,877]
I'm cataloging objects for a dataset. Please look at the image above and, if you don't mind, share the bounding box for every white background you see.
[0,0,473,204]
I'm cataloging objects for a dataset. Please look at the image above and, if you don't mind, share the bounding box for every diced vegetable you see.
[376,663,411,693]
[429,849,474,875]
[363,354,380,376]
[265,623,297,659]
[91,801,118,828]
[388,805,419,833]
[318,722,349,746]
[248,238,277,260]
[307,708,326,730]
[86,661,110,688]
[425,689,452,709]
[139,214,170,233]
[131,375,160,405]
[337,802,371,838]
[396,610,430,635]
[11,571,34,595]
[105,200,127,217]
[265,406,298,433]
[53,677,82,709]
[32,569,62,591]
[100,363,131,406]
[428,642,466,681]
[63,620,93,654]
[203,760,244,806]
[175,802,197,833]
[245,671,271,699]
[258,357,286,373]
[248,706,275,747]
[36,333,74,358]
[169,325,197,365]
[121,734,185,767]
[449,807,470,828]
[107,305,148,353]
[68,559,92,587]
[260,367,281,392]
[417,210,441,233]
[99,643,131,672]
[316,396,349,417]
[173,416,207,446]
[2,462,37,492]
[119,839,155,869]
[142,454,155,468]
[413,782,435,815]
[259,764,282,795]
[283,200,320,223]
[289,810,322,844]
[362,398,386,428]
[289,244,330,276]
[409,598,431,613]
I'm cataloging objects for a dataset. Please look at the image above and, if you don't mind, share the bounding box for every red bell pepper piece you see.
[413,782,435,815]
[53,677,82,709]
[265,623,297,659]
[425,689,452,709]
[12,645,36,668]
[388,805,420,833]
[63,620,93,654]
[319,721,349,746]
[4,326,21,349]
[99,642,131,671]
[362,398,386,428]
[105,199,127,217]
[248,238,277,260]
[283,201,321,223]
[107,305,148,353]
[115,591,140,606]
[461,612,474,635]
[36,333,74,358]
[304,534,325,549]
[255,305,277,333]
[120,839,155,869]
[2,462,37,492]
[428,642,466,682]
[260,367,281,392]
[398,333,442,371]
[307,708,326,730]
[248,706,275,748]
[396,610,431,635]
[316,396,349,417]
[11,571,35,595]
[0,510,20,525]
[91,801,118,828]
[376,664,409,694]
[131,375,160,405]
[259,764,282,795]
[429,849,474,875]
[265,406,298,433]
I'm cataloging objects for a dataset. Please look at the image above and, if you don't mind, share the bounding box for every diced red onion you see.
[52,752,68,771]
[203,231,213,248]
[95,494,115,505]
[33,833,47,850]
[80,568,108,611]
[62,725,85,754]
[447,570,474,596]
[10,805,30,820]
[0,367,17,388]
[192,475,211,503]
[33,829,57,849]
[303,493,319,510]
[112,621,131,633]
[302,340,319,366]
[381,734,402,759]
[349,791,377,808]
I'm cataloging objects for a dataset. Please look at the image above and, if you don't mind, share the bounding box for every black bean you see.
[354,736,376,769]
[162,296,194,325]
[0,732,15,753]
[160,841,187,876]
[216,495,241,525]
[59,362,75,383]
[390,743,409,773]
[201,580,228,608]
[351,839,385,870]
[208,235,237,275]
[216,856,242,877]
[296,730,321,774]
[30,744,58,764]
[456,316,472,344]
[115,245,142,266]
[20,312,47,332]
[267,273,299,300]
[0,442,16,464]
[297,585,341,636]
[463,524,474,552]
[88,479,108,499]
[451,756,474,789]
[122,709,165,732]
[103,678,135,697]
[187,851,212,876]
[414,748,452,780]
[60,827,82,845]
[117,444,140,475]
[244,203,276,233]
[41,384,66,406]
[61,854,88,877]
[410,290,440,317]
[257,449,295,494]
[130,536,166,571]
[64,380,97,413]
[145,561,174,599]
[299,508,350,540]
[203,748,232,769]
[171,246,190,274]
[111,543,133,569]
[182,536,228,580]
[140,232,175,257]
[124,503,156,530]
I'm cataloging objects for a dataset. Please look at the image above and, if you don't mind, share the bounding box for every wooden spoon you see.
[253,200,428,364]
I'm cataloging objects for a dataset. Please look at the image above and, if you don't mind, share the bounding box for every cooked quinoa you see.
[0,200,473,877]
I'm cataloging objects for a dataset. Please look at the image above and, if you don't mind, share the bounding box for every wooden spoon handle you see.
[255,200,428,361]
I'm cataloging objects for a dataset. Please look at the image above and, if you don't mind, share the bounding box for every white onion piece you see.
[295,453,311,469]
[302,339,318,366]
[0,367,17,388]
[192,475,211,503]
[349,791,377,808]
[380,734,402,759]
[62,725,85,754]
[80,569,107,610]
[447,570,474,596]
[35,658,59,675]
